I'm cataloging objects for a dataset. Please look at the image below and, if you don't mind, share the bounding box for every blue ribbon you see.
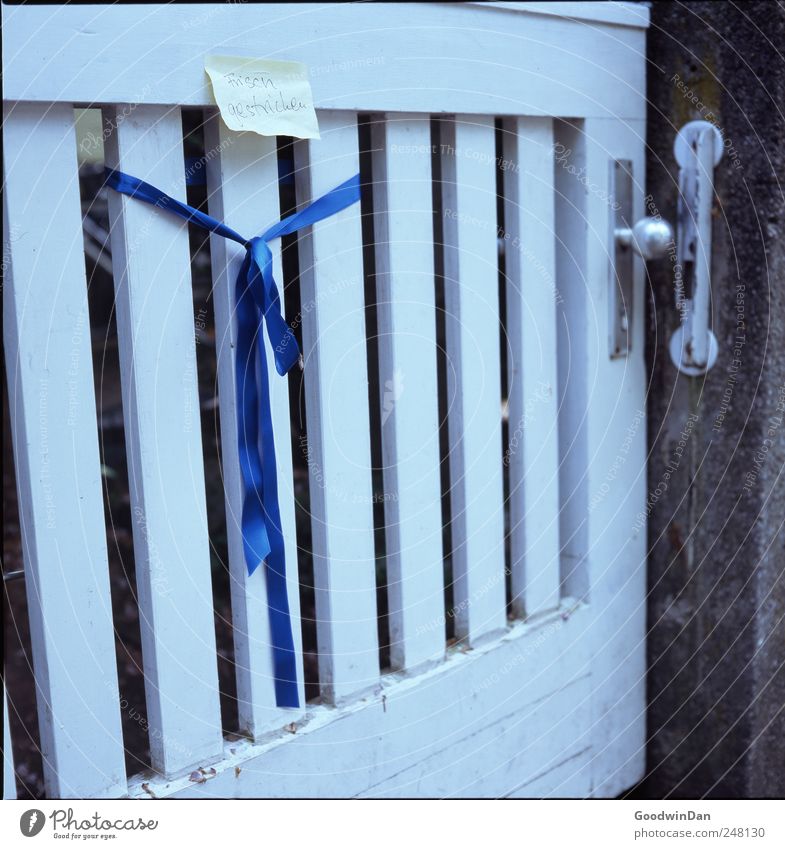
[104,166,361,708]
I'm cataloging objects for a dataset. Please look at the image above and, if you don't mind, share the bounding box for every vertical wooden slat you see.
[294,111,380,702]
[104,105,223,776]
[204,114,305,734]
[581,117,648,796]
[502,117,561,617]
[4,688,17,799]
[371,114,445,670]
[553,120,591,604]
[440,116,507,645]
[2,102,126,797]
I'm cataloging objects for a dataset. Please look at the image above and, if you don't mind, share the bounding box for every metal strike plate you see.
[609,160,674,359]
[609,159,634,358]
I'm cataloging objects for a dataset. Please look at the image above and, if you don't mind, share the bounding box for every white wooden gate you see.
[3,2,650,798]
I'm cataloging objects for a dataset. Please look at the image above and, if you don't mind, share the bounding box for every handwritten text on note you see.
[205,55,320,139]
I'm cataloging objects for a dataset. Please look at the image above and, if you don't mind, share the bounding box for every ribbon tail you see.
[235,257,271,572]
[257,330,299,708]
[236,253,299,708]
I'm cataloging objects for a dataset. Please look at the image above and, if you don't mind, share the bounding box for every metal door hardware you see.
[669,120,723,375]
[609,159,674,358]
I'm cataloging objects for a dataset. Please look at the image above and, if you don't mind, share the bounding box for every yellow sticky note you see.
[205,55,320,139]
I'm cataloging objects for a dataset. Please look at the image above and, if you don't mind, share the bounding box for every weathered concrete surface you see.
[642,1,785,798]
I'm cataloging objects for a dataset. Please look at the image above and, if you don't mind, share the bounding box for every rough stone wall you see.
[643,1,785,798]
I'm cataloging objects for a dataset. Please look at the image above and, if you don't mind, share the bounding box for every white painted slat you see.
[4,688,16,799]
[502,117,561,618]
[204,113,305,735]
[440,116,507,644]
[294,111,379,702]
[370,114,445,671]
[104,105,223,776]
[553,120,591,604]
[2,102,126,798]
[581,117,648,797]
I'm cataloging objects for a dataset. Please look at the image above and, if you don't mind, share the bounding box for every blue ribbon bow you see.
[104,166,362,708]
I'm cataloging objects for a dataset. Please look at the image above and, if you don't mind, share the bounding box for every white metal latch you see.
[668,120,724,376]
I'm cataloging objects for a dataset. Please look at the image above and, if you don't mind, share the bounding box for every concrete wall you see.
[643,1,785,797]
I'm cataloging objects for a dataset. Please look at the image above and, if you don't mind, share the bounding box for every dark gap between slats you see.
[496,118,514,618]
[359,114,391,673]
[2,366,44,800]
[431,117,456,645]
[277,135,321,703]
[182,109,237,735]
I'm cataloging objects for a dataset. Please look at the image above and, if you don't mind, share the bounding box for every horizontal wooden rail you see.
[2,4,648,119]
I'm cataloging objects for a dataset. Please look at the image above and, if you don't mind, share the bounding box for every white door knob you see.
[615,216,674,260]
